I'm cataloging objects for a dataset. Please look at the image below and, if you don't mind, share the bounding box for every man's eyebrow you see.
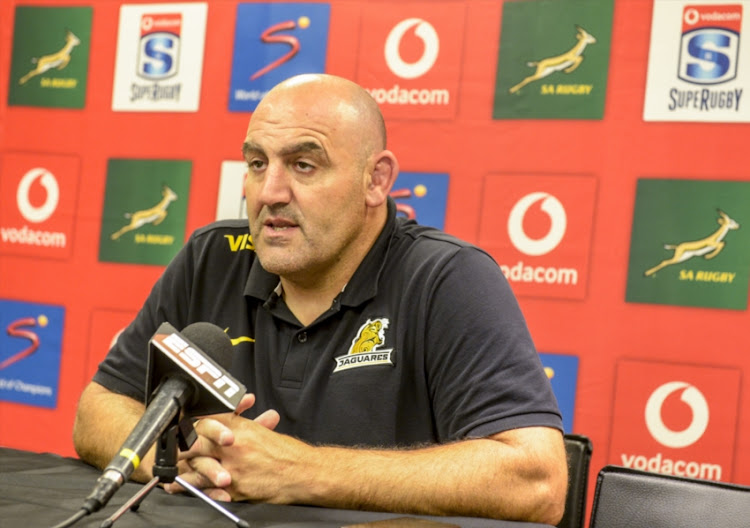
[242,142,264,159]
[279,141,327,159]
[242,140,330,164]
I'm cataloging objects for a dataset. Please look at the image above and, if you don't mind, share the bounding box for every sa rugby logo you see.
[643,209,740,279]
[333,318,394,372]
[625,179,750,310]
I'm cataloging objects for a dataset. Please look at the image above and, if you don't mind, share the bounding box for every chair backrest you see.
[556,434,593,528]
[589,465,750,528]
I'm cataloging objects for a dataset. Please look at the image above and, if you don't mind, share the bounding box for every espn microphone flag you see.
[146,321,246,416]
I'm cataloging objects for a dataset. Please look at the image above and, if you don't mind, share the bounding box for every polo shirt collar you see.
[244,197,397,307]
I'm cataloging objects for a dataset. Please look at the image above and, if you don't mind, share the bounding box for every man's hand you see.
[165,394,282,501]
[175,408,314,503]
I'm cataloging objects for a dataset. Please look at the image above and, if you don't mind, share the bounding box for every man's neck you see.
[280,208,387,326]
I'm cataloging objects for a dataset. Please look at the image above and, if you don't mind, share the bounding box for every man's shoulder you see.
[392,219,488,259]
[193,219,250,236]
[185,220,257,259]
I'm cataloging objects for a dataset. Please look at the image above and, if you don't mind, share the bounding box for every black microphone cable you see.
[49,508,89,528]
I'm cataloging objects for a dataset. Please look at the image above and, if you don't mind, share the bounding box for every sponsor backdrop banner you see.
[2,1,750,524]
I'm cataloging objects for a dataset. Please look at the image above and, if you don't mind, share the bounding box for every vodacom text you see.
[1,168,66,248]
[499,192,578,286]
[620,381,723,481]
[365,18,450,107]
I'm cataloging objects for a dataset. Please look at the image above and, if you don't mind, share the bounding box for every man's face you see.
[243,91,371,283]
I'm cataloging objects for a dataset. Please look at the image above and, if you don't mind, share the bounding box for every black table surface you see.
[0,447,555,528]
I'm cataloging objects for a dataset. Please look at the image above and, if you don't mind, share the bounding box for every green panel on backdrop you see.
[8,6,92,108]
[99,159,192,266]
[626,179,750,310]
[493,0,613,119]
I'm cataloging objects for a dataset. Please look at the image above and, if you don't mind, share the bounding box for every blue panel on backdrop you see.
[229,2,331,112]
[0,299,65,408]
[391,172,449,230]
[539,352,579,433]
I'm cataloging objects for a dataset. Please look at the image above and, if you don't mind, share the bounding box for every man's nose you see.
[256,163,292,206]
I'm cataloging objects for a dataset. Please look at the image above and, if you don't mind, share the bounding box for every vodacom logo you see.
[684,8,700,26]
[645,381,709,448]
[16,168,60,223]
[384,18,439,79]
[507,192,566,256]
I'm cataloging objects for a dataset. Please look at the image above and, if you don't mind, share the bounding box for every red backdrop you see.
[2,1,749,524]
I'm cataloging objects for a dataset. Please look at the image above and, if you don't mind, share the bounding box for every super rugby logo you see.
[645,381,709,449]
[137,13,181,80]
[678,5,741,85]
[668,4,744,113]
[129,11,183,102]
[333,318,394,372]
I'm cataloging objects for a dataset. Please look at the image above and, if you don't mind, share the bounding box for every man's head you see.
[242,74,398,289]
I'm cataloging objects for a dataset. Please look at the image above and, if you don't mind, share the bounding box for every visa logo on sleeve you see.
[0,299,65,408]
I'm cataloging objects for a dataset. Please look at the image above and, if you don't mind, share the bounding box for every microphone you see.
[81,322,247,514]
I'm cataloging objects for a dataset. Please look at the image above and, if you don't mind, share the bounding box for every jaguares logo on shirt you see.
[333,318,394,373]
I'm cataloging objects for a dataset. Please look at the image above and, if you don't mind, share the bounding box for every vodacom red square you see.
[0,152,79,259]
[355,2,466,120]
[609,359,741,482]
[477,173,597,299]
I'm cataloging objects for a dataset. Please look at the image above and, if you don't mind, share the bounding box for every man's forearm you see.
[72,381,155,482]
[253,427,566,524]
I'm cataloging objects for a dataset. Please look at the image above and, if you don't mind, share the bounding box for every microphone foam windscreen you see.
[180,322,234,370]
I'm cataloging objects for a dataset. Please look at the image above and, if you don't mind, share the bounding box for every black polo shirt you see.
[94,199,562,447]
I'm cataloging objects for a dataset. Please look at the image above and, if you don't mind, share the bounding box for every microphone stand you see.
[100,416,249,528]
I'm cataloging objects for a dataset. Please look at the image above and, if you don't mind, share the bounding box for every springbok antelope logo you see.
[19,29,81,85]
[111,185,178,240]
[509,25,596,94]
[644,209,740,277]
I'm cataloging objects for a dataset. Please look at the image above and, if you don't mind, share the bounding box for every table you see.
[0,447,555,528]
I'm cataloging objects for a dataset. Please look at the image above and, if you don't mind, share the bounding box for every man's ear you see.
[365,150,399,208]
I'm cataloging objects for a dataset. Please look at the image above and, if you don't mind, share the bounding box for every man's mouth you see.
[264,218,298,231]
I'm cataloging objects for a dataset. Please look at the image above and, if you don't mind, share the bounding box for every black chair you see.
[589,465,750,528]
[557,434,593,528]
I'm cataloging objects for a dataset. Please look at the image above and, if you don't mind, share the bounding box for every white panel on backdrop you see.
[215,161,248,221]
[112,3,207,112]
[644,0,749,122]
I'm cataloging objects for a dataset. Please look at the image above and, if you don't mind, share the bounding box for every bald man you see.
[74,74,567,524]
